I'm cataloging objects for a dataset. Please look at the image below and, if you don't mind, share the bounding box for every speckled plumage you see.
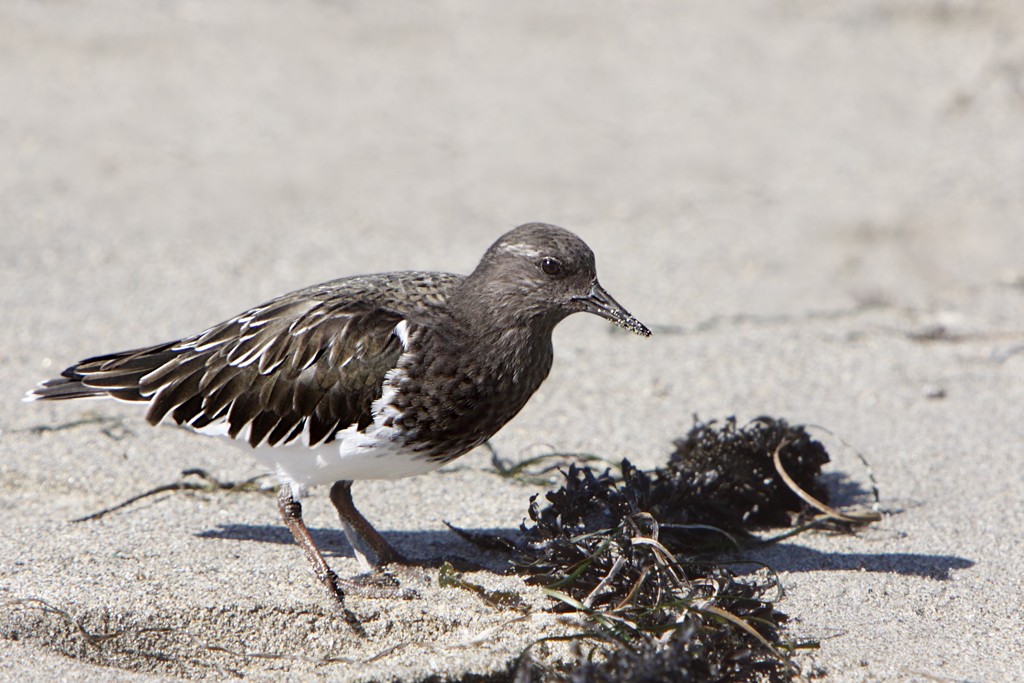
[28,222,650,605]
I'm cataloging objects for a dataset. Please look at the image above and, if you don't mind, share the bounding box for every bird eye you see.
[540,257,563,276]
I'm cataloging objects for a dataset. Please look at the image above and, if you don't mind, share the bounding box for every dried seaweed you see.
[438,562,528,612]
[666,416,832,529]
[71,469,272,523]
[567,618,795,683]
[510,415,873,682]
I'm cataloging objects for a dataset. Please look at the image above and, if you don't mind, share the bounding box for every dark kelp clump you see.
[667,416,832,529]
[568,616,786,683]
[511,416,863,682]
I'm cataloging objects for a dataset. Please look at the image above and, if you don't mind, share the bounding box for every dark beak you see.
[573,281,651,337]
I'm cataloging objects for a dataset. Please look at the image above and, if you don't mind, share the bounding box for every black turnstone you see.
[27,222,650,605]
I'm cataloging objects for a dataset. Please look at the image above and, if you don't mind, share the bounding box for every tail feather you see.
[26,342,180,404]
[25,377,109,401]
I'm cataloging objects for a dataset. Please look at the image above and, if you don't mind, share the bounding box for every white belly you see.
[191,419,446,489]
[249,424,446,487]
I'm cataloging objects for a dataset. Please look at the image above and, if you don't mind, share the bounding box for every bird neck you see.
[450,278,559,346]
[444,280,558,381]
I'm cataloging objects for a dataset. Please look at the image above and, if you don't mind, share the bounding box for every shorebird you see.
[27,222,650,606]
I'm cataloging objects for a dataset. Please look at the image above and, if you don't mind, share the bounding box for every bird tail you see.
[26,342,180,404]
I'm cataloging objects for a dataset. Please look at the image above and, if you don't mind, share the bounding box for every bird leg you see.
[278,483,415,606]
[276,484,349,605]
[329,480,407,570]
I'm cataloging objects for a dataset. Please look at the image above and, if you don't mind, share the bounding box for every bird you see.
[26,222,651,607]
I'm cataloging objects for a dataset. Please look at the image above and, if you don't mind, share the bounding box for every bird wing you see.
[31,295,408,449]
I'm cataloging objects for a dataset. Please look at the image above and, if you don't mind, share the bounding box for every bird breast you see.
[385,325,554,460]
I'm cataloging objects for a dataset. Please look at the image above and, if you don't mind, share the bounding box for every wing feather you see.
[28,271,465,447]
[32,297,408,449]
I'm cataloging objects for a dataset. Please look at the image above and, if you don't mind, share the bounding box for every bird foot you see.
[338,566,423,600]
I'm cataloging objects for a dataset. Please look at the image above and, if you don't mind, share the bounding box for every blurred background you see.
[5,0,1022,345]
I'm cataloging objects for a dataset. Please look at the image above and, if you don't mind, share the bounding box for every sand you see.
[2,1,1022,680]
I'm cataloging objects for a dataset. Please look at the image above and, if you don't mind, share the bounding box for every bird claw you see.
[340,568,421,600]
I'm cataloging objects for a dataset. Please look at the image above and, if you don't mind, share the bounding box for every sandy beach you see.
[2,1,1022,680]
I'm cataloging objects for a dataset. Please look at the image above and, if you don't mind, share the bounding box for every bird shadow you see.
[195,524,519,573]
[198,523,974,581]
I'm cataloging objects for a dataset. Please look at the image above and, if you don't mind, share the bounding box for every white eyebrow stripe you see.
[501,243,542,259]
